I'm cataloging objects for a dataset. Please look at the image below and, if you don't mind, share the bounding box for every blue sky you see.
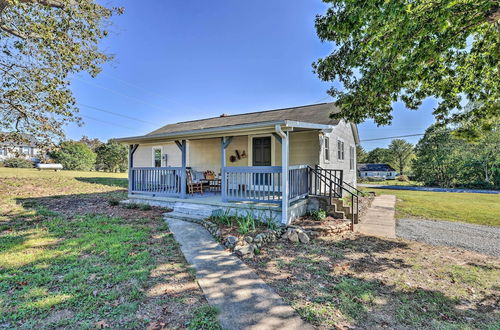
[68,0,437,151]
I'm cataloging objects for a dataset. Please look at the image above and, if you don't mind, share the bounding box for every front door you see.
[252,137,271,166]
[252,137,271,186]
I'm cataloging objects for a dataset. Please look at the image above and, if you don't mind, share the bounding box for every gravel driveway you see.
[397,218,500,257]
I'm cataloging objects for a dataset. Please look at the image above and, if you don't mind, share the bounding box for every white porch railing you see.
[221,166,283,204]
[130,167,182,197]
[129,165,313,205]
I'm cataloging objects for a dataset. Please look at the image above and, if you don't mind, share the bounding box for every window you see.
[21,146,30,155]
[349,146,354,170]
[324,137,330,161]
[153,148,162,167]
[0,148,5,156]
[337,140,345,160]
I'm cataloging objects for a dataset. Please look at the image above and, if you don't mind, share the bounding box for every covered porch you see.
[121,120,342,224]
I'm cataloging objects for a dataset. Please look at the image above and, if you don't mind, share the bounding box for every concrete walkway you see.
[165,216,312,330]
[355,194,396,238]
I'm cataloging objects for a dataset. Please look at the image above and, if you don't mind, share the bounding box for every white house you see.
[357,163,397,179]
[116,102,361,225]
[0,134,40,162]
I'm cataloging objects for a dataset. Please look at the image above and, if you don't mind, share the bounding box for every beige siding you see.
[188,136,249,172]
[289,131,320,166]
[133,142,181,167]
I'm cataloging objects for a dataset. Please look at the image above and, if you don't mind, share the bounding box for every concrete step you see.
[166,211,203,222]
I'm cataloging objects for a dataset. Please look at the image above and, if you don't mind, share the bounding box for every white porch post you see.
[281,131,289,224]
[128,144,138,194]
[180,140,187,198]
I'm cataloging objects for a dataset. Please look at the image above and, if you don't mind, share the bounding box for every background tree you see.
[95,140,127,172]
[387,139,414,175]
[365,147,390,164]
[412,125,499,188]
[0,0,122,146]
[79,136,103,152]
[51,141,96,171]
[356,145,368,163]
[314,0,499,139]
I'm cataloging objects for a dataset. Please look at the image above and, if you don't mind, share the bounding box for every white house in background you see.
[0,134,40,162]
[116,102,361,225]
[357,163,397,179]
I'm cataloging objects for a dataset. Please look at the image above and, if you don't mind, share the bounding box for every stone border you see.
[165,214,312,257]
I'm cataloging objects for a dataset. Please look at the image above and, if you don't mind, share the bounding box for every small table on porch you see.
[202,178,221,192]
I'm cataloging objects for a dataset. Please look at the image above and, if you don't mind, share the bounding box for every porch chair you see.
[186,169,203,195]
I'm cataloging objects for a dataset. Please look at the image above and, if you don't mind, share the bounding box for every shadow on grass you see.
[75,177,128,188]
[244,235,499,328]
[0,194,204,328]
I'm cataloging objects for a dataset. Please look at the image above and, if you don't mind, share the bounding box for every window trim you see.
[324,136,330,162]
[152,146,162,167]
[349,145,355,170]
[337,139,345,161]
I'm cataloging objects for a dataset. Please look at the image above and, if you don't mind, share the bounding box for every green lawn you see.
[366,187,500,227]
[0,167,219,328]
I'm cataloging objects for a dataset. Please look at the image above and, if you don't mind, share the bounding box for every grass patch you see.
[366,188,500,226]
[0,167,215,328]
[186,305,221,330]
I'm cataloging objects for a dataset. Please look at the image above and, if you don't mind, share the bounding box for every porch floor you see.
[129,191,282,210]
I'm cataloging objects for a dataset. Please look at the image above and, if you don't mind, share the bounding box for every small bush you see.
[237,211,257,234]
[139,204,152,211]
[3,157,33,168]
[397,175,409,182]
[108,199,120,206]
[123,202,140,209]
[310,209,327,221]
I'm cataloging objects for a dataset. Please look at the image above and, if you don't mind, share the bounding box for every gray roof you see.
[147,102,341,136]
[357,163,396,172]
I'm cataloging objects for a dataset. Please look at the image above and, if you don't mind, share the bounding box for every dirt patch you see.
[243,232,500,329]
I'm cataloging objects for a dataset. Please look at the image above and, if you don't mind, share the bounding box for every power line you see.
[73,77,166,111]
[360,133,425,142]
[80,114,135,131]
[78,103,157,125]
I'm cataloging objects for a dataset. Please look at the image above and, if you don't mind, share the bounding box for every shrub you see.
[108,198,120,206]
[3,157,33,168]
[50,141,96,171]
[139,204,152,211]
[310,209,327,221]
[397,175,409,182]
[123,202,140,209]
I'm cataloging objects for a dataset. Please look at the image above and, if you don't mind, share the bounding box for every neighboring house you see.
[357,163,397,179]
[116,102,360,224]
[0,134,40,162]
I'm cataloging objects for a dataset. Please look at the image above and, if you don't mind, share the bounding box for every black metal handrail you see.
[308,166,359,230]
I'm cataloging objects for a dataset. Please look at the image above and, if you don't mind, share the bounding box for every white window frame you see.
[337,139,345,161]
[349,145,354,170]
[152,146,162,167]
[324,136,330,162]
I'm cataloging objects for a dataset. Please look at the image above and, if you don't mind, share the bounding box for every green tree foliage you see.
[3,157,33,168]
[413,126,499,188]
[314,0,500,139]
[51,141,96,171]
[0,0,122,146]
[387,139,414,175]
[95,141,127,172]
[79,136,103,151]
[356,145,368,163]
[365,147,391,164]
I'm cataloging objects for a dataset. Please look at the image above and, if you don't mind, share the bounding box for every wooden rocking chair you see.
[186,170,203,195]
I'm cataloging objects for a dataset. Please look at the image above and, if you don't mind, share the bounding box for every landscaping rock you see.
[234,244,253,256]
[298,231,310,244]
[245,236,253,244]
[288,231,299,243]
